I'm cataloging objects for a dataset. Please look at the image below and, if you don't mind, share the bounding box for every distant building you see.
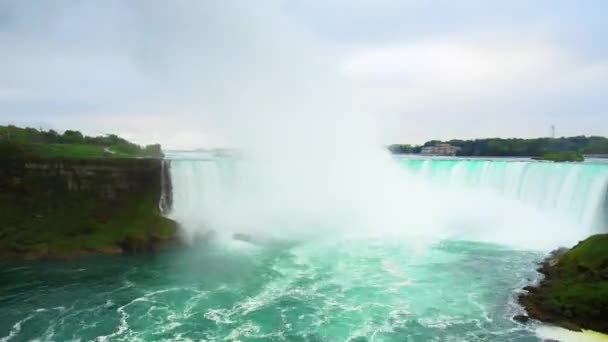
[420,143,460,156]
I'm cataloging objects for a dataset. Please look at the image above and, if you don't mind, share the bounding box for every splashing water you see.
[167,152,608,250]
[2,153,607,341]
[0,237,545,341]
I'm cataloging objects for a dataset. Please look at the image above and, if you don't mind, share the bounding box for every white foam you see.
[167,154,608,251]
[536,326,608,342]
[94,301,132,341]
[0,315,34,342]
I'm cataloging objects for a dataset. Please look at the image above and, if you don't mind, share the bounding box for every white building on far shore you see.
[420,143,460,156]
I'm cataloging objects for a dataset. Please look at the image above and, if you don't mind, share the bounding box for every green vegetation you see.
[0,159,177,259]
[387,144,421,154]
[0,125,163,159]
[0,126,174,260]
[520,234,608,333]
[0,190,176,259]
[447,136,608,157]
[533,151,584,162]
[389,136,608,158]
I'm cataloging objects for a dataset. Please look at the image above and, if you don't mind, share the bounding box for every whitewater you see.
[1,153,607,341]
[168,153,608,249]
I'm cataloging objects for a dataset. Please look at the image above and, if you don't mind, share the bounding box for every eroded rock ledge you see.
[0,158,178,260]
[518,234,608,333]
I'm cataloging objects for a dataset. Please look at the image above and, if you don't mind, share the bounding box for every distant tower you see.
[551,125,555,138]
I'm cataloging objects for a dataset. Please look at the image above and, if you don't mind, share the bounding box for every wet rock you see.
[549,247,569,259]
[0,158,179,260]
[513,314,529,324]
[96,245,123,255]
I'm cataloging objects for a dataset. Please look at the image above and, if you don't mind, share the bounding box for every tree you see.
[62,130,84,144]
[144,144,163,158]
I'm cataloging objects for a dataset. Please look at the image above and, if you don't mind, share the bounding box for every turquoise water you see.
[396,157,608,231]
[167,156,608,249]
[1,237,544,341]
[3,156,607,341]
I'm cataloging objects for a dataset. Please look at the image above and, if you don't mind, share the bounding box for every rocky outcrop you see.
[1,158,166,197]
[0,158,178,260]
[518,235,608,333]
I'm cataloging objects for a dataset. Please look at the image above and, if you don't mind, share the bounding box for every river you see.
[1,154,607,341]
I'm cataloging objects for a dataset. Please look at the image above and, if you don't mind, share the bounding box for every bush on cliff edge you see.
[520,234,608,333]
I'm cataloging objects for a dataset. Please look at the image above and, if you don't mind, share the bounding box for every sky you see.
[1,0,607,148]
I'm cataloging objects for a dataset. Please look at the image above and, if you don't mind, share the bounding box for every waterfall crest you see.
[165,153,608,249]
[397,158,608,235]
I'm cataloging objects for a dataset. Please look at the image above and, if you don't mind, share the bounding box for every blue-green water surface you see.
[0,237,546,341]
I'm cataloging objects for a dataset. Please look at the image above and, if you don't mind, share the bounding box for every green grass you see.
[560,234,608,272]
[534,151,584,162]
[27,144,108,158]
[540,234,608,325]
[546,280,608,317]
[0,142,155,159]
[24,143,141,159]
[0,188,177,259]
[0,145,172,259]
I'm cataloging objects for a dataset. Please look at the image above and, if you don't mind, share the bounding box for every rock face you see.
[519,235,608,333]
[1,159,166,197]
[513,314,529,324]
[0,158,178,260]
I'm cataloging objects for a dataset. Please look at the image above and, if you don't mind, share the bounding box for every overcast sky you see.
[1,0,607,148]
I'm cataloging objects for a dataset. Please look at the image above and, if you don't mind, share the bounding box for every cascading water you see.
[5,153,608,341]
[166,153,608,249]
[159,159,173,215]
[396,157,608,237]
[167,152,242,240]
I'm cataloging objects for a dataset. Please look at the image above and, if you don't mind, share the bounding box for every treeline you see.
[0,125,162,158]
[387,144,421,154]
[389,136,608,157]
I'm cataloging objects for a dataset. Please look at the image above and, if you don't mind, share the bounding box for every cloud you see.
[0,1,345,147]
[338,40,608,141]
[0,0,607,146]
[340,41,561,91]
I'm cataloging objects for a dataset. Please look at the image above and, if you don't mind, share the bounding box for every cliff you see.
[0,158,177,260]
[519,234,608,333]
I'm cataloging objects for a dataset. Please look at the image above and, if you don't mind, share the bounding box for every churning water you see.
[1,154,607,341]
[168,154,608,249]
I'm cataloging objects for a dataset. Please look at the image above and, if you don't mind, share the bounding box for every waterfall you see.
[159,159,173,215]
[165,152,608,248]
[165,152,240,239]
[396,158,608,235]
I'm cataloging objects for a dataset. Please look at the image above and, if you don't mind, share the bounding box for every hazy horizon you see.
[1,1,607,149]
[2,3,608,340]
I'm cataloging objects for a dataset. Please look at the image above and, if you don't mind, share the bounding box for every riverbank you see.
[0,158,178,260]
[519,234,608,333]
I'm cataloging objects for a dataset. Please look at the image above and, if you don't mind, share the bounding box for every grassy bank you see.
[533,151,585,162]
[0,125,163,159]
[1,143,138,159]
[0,191,177,259]
[0,126,176,260]
[0,158,177,260]
[520,234,608,333]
